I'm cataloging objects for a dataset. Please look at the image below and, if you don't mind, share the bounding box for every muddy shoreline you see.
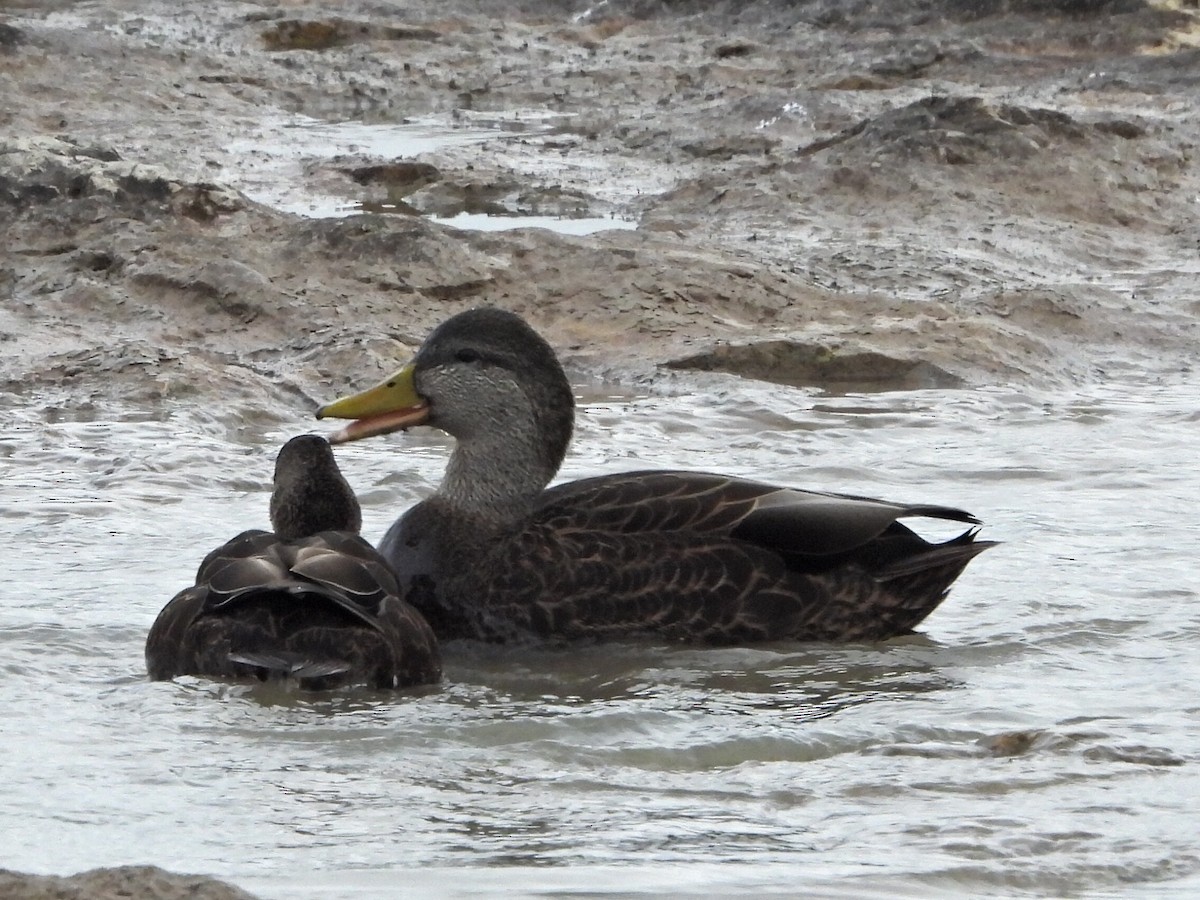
[3,0,1198,416]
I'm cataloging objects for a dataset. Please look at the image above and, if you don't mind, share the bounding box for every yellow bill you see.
[315,363,431,445]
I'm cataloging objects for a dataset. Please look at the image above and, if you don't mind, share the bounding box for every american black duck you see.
[316,308,995,644]
[145,434,441,689]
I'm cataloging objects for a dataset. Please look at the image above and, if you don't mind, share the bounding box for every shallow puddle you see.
[428,210,636,234]
[224,112,636,234]
[225,114,507,217]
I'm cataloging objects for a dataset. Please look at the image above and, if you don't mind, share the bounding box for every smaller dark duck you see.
[145,435,441,690]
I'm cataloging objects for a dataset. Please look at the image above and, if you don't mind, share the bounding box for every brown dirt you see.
[1,0,1197,405]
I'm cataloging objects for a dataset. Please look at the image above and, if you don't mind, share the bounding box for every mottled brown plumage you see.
[316,308,995,645]
[145,435,441,689]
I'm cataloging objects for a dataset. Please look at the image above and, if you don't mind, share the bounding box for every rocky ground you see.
[2,0,1199,418]
[3,2,1199,894]
[0,865,259,900]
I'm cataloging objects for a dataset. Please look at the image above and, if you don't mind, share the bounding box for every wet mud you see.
[2,0,1198,410]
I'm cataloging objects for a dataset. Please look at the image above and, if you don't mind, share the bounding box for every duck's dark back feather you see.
[538,471,979,556]
[197,529,401,624]
[146,529,441,689]
[387,469,995,645]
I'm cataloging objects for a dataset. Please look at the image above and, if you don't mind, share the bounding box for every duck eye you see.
[455,348,481,364]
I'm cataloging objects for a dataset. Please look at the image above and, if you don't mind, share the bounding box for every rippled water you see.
[2,374,1197,898]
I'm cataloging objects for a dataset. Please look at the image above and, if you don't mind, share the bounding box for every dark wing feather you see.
[146,531,441,689]
[470,522,964,644]
[194,529,276,582]
[538,470,980,557]
[202,551,296,610]
[538,472,771,533]
[408,470,994,644]
[199,532,399,626]
[145,585,208,681]
[227,652,353,681]
[287,531,402,623]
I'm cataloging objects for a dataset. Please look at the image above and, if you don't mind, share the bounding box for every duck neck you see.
[438,430,560,528]
[271,471,361,540]
[429,359,575,529]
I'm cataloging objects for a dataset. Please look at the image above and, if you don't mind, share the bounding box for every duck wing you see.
[145,585,209,680]
[146,531,440,688]
[474,521,979,644]
[198,531,398,628]
[537,470,981,557]
[429,470,995,643]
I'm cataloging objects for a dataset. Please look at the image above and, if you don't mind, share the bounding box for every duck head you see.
[316,308,576,514]
[269,434,362,539]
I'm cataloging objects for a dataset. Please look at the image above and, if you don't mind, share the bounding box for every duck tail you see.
[869,533,997,634]
[227,651,352,685]
[876,530,998,582]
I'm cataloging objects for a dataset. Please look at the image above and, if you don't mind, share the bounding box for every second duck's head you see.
[269,434,362,540]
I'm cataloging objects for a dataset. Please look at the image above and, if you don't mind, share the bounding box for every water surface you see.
[1,375,1197,898]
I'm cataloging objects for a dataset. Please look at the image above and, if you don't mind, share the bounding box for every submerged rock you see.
[0,137,244,219]
[0,22,26,53]
[803,96,1091,166]
[667,340,965,392]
